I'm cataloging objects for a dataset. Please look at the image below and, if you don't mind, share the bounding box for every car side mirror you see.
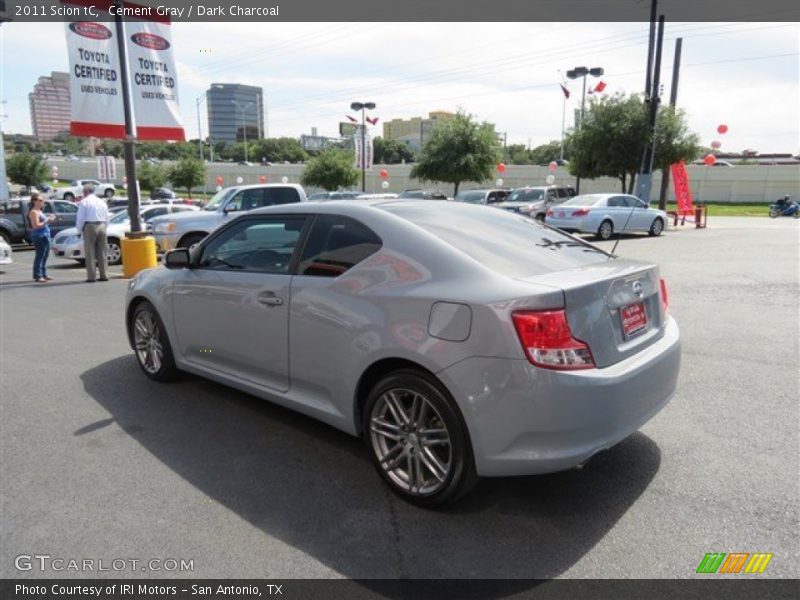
[164,248,191,269]
[223,204,239,214]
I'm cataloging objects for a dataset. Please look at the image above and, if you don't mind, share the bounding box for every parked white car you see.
[52,204,199,265]
[545,193,668,240]
[0,238,12,265]
[150,184,307,252]
[55,179,117,201]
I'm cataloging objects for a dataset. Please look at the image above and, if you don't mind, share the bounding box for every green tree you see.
[6,151,49,189]
[137,161,169,191]
[168,157,206,197]
[410,111,501,196]
[374,137,415,164]
[300,148,359,191]
[529,140,568,165]
[504,143,533,165]
[568,93,700,193]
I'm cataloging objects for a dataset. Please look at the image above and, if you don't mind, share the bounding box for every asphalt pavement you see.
[0,217,798,581]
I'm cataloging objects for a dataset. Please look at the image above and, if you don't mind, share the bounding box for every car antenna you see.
[609,198,640,258]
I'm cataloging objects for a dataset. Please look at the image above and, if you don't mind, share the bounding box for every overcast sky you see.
[1,21,798,153]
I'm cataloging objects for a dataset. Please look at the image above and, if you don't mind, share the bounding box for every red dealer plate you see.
[620,302,647,338]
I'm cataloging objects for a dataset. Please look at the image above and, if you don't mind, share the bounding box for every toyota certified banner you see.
[63,0,184,140]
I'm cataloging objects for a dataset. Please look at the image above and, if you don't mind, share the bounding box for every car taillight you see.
[512,310,595,370]
[660,278,669,316]
[546,208,554,217]
[572,208,590,217]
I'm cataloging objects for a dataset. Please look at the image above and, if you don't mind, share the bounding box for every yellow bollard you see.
[121,236,158,278]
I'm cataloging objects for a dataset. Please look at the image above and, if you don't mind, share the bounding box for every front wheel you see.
[131,301,178,382]
[596,219,614,241]
[363,369,478,507]
[648,218,664,236]
[769,209,779,218]
[104,188,114,199]
[63,192,75,202]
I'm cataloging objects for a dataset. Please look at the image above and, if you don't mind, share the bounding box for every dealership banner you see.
[670,161,695,216]
[63,0,184,141]
[64,18,126,138]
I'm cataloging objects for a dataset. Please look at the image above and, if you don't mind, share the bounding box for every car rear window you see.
[383,204,610,278]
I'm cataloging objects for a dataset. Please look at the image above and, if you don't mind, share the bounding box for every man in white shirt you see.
[76,183,111,282]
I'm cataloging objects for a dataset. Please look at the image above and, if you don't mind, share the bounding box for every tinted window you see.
[55,201,78,213]
[298,214,382,278]
[0,201,21,215]
[265,187,301,206]
[608,196,629,208]
[143,208,169,221]
[561,195,604,207]
[382,204,609,278]
[42,202,54,214]
[507,189,545,202]
[556,188,568,198]
[229,188,266,211]
[198,217,306,273]
[308,192,329,201]
[454,191,487,204]
[171,206,196,213]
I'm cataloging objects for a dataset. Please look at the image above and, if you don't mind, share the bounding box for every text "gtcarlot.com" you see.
[15,554,194,572]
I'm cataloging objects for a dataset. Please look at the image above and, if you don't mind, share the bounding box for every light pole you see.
[350,101,375,192]
[566,66,603,194]
[196,94,206,161]
[231,100,254,163]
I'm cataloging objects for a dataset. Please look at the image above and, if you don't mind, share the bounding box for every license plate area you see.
[620,302,647,338]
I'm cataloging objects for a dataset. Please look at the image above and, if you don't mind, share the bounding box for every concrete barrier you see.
[47,159,799,203]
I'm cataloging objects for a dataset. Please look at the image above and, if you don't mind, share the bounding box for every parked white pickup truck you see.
[55,179,117,201]
[149,184,307,252]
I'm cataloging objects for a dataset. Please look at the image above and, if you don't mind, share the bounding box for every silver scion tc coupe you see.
[126,200,681,506]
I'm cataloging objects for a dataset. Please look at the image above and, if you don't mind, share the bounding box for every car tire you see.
[768,209,778,218]
[648,218,664,237]
[104,188,114,199]
[363,369,478,507]
[63,192,74,201]
[131,301,178,382]
[597,219,614,241]
[178,232,206,249]
[534,213,546,222]
[0,230,10,245]
[107,238,122,265]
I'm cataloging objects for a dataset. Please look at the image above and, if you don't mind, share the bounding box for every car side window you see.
[143,208,169,222]
[635,198,648,209]
[229,188,266,212]
[608,196,627,208]
[265,187,301,206]
[42,202,55,214]
[55,201,78,213]
[297,214,382,278]
[198,217,306,274]
[547,190,558,201]
[556,188,568,198]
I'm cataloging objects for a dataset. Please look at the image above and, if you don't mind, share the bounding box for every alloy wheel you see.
[107,241,121,264]
[369,388,452,496]
[133,310,163,375]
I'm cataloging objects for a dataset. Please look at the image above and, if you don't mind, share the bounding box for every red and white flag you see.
[346,115,358,123]
[366,116,379,126]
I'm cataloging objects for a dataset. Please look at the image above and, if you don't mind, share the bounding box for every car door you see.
[171,214,308,391]
[606,196,629,231]
[629,197,651,230]
[53,200,78,236]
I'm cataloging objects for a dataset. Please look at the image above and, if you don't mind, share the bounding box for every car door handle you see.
[257,292,284,307]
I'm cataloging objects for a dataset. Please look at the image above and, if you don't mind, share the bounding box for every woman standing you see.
[28,193,55,282]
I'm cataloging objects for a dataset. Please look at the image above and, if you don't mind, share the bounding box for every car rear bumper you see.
[437,316,681,477]
[545,216,589,232]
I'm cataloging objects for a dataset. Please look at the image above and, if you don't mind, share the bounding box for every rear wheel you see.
[104,188,114,199]
[107,238,122,265]
[63,192,75,202]
[132,301,178,382]
[363,369,478,507]
[649,218,664,236]
[769,209,779,218]
[597,219,614,241]
[0,229,10,244]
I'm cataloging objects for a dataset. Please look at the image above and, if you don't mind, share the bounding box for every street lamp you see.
[567,66,603,194]
[231,100,255,163]
[350,101,375,192]
[196,93,206,162]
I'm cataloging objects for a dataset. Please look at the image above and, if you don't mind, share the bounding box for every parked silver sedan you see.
[546,193,668,240]
[125,200,680,506]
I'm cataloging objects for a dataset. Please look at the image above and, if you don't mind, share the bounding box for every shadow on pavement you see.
[81,356,661,586]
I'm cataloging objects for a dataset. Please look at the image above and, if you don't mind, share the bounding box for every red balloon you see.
[548,161,558,172]
[379,169,389,179]
[215,175,224,185]
[496,163,506,174]
[703,153,717,166]
[717,124,728,134]
[259,175,267,183]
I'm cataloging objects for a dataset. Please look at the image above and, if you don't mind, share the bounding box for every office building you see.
[29,72,71,141]
[382,111,455,150]
[206,83,264,144]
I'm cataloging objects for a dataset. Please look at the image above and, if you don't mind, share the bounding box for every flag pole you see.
[113,1,141,234]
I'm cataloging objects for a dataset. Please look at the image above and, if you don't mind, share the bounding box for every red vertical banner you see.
[670,161,695,216]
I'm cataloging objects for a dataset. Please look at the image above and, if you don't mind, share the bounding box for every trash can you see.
[121,236,157,277]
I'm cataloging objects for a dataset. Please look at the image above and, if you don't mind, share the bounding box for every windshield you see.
[561,194,604,206]
[109,211,132,224]
[204,188,237,211]
[454,191,486,204]
[506,189,545,202]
